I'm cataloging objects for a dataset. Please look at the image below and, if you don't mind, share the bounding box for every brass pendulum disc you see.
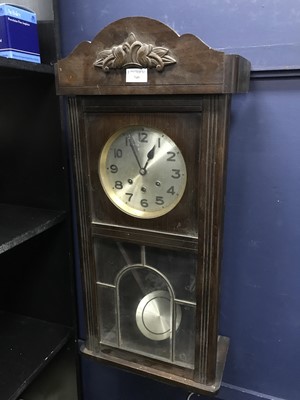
[136,290,182,341]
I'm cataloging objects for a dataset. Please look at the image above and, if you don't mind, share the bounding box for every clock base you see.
[81,335,229,395]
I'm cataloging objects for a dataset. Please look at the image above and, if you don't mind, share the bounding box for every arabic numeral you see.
[115,181,123,189]
[171,169,181,179]
[139,132,148,143]
[114,148,123,158]
[167,186,175,195]
[110,164,118,173]
[140,199,149,208]
[166,151,176,162]
[125,193,133,202]
[155,196,164,205]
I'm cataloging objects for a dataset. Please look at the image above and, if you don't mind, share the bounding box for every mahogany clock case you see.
[56,16,250,394]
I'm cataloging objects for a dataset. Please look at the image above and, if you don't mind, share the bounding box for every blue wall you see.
[57,1,300,399]
[220,78,300,400]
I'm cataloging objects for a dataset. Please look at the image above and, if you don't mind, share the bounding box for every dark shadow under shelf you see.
[0,204,65,254]
[0,311,71,400]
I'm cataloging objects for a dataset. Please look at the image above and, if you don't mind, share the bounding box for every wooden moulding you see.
[56,16,250,96]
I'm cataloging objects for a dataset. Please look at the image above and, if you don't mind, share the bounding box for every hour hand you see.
[142,145,156,173]
[146,145,156,162]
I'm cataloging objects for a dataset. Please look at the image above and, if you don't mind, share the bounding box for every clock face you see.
[99,126,187,219]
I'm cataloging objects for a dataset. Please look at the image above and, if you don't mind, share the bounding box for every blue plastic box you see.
[0,3,40,63]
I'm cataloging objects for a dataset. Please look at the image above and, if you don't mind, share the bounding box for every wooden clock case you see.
[56,17,250,394]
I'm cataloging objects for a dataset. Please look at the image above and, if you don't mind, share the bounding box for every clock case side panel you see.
[68,97,100,351]
[195,94,231,386]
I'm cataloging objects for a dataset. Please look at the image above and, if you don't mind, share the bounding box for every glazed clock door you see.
[85,103,201,238]
[95,239,197,369]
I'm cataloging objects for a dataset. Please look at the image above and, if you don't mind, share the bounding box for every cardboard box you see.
[0,3,40,63]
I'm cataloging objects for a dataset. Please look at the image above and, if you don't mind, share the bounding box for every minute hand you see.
[128,135,143,170]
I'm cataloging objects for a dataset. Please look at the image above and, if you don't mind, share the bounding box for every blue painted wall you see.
[57,1,300,399]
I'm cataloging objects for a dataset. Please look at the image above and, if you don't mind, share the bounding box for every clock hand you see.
[142,145,156,172]
[139,145,156,176]
[127,134,143,170]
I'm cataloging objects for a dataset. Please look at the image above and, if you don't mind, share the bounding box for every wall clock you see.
[56,17,250,394]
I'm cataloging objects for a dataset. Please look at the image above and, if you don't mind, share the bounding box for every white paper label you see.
[126,68,148,83]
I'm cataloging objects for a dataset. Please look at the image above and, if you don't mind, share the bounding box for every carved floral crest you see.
[93,32,176,72]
